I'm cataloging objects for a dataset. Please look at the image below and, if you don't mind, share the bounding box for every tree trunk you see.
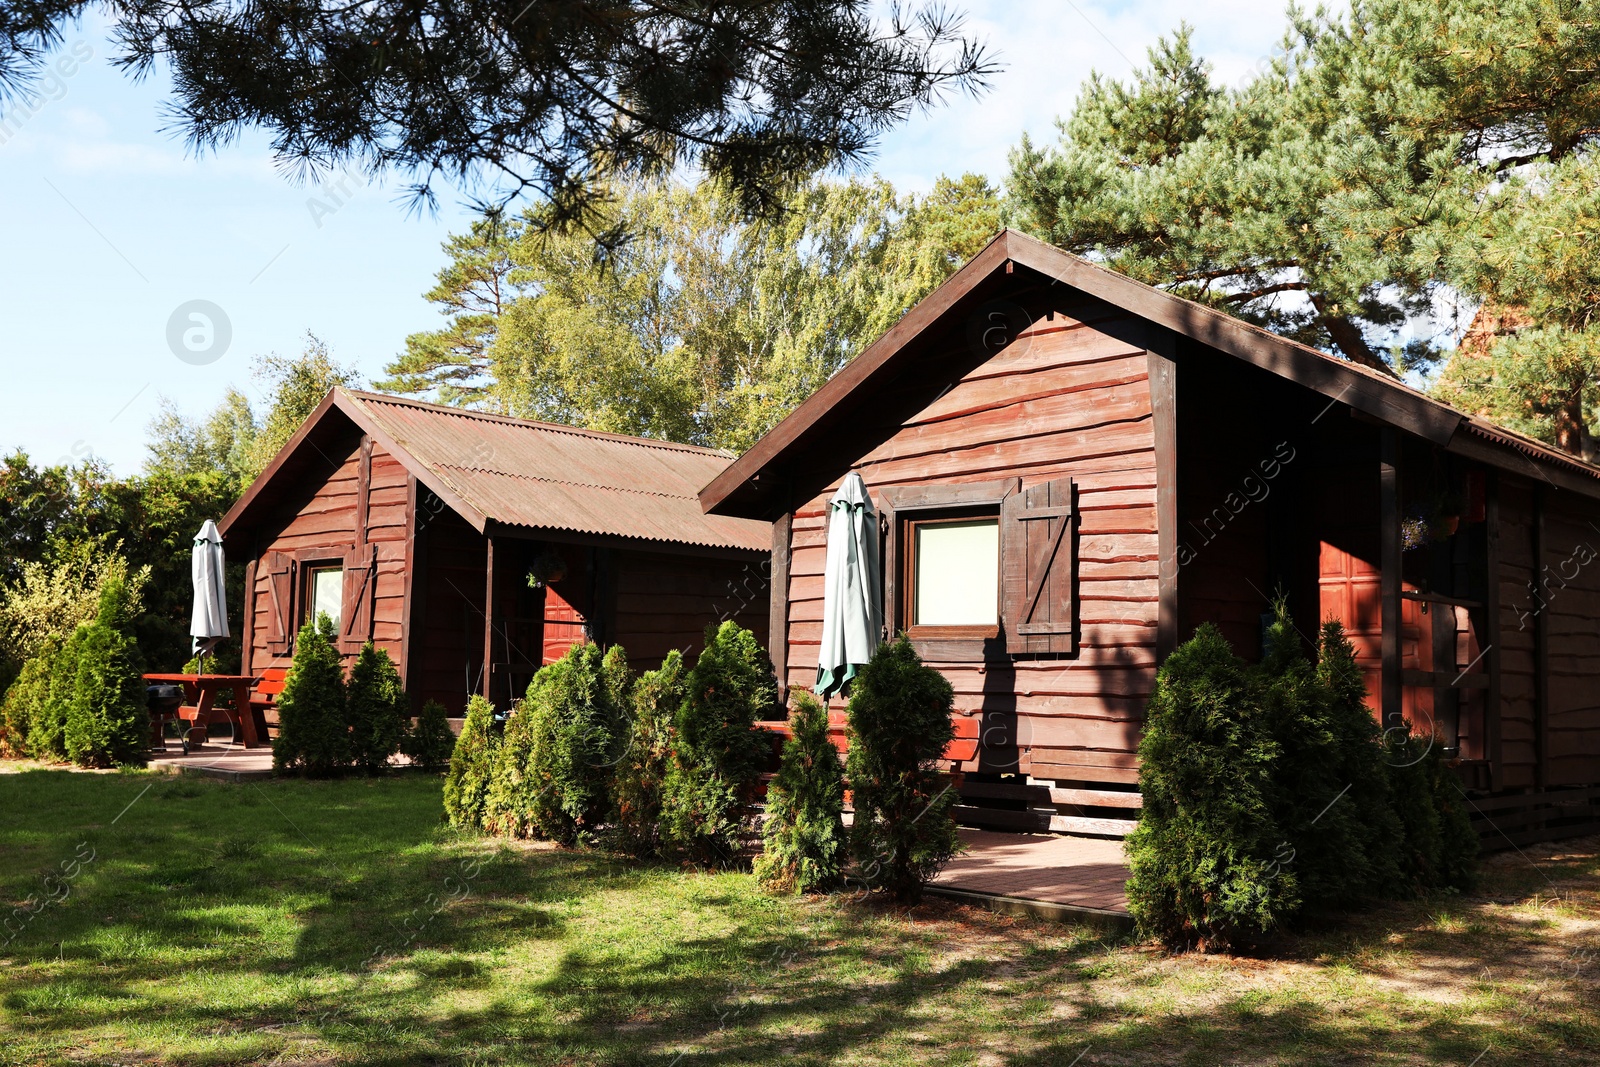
[1309,296,1398,378]
[1553,388,1586,456]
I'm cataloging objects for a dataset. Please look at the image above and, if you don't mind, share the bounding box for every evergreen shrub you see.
[663,621,776,865]
[485,643,632,842]
[272,613,349,775]
[443,694,499,830]
[29,629,85,760]
[845,636,960,903]
[1,636,59,758]
[610,649,687,858]
[345,641,407,774]
[1126,624,1290,949]
[755,690,847,894]
[402,699,457,773]
[62,578,148,768]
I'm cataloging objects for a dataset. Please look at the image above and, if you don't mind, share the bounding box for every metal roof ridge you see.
[341,389,729,457]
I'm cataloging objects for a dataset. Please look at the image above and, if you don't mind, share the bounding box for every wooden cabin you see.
[218,389,770,726]
[701,229,1600,848]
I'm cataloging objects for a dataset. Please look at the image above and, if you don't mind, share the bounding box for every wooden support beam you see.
[1485,469,1503,790]
[239,558,257,679]
[1147,332,1180,662]
[355,435,373,548]
[769,511,793,698]
[482,534,496,702]
[399,474,418,702]
[1380,427,1402,728]
[1533,486,1549,789]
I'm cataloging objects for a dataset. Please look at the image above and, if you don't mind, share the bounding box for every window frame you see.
[301,559,345,633]
[902,511,1002,640]
[879,479,1020,663]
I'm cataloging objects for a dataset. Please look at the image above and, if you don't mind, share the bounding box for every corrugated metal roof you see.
[342,391,770,552]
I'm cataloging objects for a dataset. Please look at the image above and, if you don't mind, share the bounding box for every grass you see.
[0,769,1597,1066]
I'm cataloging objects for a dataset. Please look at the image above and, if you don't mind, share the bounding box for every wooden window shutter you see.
[264,551,296,656]
[1001,477,1076,654]
[339,543,378,652]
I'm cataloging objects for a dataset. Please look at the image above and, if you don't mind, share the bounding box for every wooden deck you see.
[929,829,1131,927]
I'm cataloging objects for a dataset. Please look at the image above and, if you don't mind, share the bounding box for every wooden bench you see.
[248,668,289,742]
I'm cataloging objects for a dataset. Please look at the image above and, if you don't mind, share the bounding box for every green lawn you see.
[1,769,1597,1066]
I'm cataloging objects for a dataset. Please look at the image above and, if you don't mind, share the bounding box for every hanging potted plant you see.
[526,548,569,589]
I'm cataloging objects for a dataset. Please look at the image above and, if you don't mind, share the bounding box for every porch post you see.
[482,533,496,701]
[1380,428,1402,727]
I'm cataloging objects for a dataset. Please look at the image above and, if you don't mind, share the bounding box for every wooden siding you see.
[1497,479,1541,789]
[611,550,769,668]
[779,300,1159,785]
[244,431,411,680]
[1539,490,1600,786]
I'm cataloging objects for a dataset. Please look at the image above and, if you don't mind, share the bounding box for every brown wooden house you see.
[218,389,770,724]
[701,229,1600,847]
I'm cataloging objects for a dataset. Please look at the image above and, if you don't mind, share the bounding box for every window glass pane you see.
[311,567,343,631]
[913,519,999,625]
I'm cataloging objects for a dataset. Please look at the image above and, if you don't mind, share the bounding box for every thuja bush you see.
[272,613,349,776]
[486,644,633,843]
[845,636,960,904]
[29,630,85,761]
[443,694,499,830]
[1315,620,1405,897]
[1125,624,1292,950]
[1258,605,1388,911]
[664,621,776,866]
[1386,736,1479,893]
[402,699,457,773]
[346,642,407,774]
[756,691,847,894]
[2,636,59,758]
[1129,615,1480,949]
[609,649,687,858]
[63,578,148,768]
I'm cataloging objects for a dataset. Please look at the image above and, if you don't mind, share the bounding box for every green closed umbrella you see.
[815,472,883,698]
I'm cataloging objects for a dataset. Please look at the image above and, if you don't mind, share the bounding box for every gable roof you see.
[219,389,770,553]
[701,228,1600,518]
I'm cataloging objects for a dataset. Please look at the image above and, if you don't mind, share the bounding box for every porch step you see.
[952,805,1137,838]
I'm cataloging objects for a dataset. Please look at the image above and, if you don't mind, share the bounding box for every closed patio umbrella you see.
[190,520,229,666]
[815,471,883,698]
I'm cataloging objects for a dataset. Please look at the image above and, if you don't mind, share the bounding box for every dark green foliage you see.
[1386,737,1479,894]
[1125,625,1292,949]
[402,699,457,773]
[443,695,499,830]
[1257,606,1381,911]
[272,614,349,776]
[1129,617,1480,949]
[345,642,407,775]
[485,644,633,843]
[1315,621,1406,896]
[0,2,991,239]
[29,629,84,761]
[609,650,687,858]
[61,578,147,768]
[756,691,847,894]
[845,636,960,904]
[1,636,58,758]
[664,622,777,865]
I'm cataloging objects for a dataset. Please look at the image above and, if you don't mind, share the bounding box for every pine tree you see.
[610,650,687,858]
[345,641,407,774]
[402,699,457,773]
[272,613,349,776]
[663,622,776,865]
[844,637,960,904]
[755,691,847,894]
[443,695,499,830]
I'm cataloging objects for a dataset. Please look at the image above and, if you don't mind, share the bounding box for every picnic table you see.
[143,673,263,749]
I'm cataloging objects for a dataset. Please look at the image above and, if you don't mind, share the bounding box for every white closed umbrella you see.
[190,520,229,665]
[815,471,883,698]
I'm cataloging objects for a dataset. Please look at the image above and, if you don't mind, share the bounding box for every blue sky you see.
[0,1,1313,474]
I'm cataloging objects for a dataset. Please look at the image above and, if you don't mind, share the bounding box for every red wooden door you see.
[1317,542,1430,724]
